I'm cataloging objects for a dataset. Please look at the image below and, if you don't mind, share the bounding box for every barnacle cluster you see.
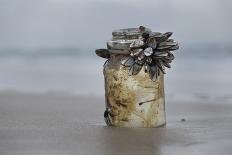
[121,26,179,81]
[96,26,179,81]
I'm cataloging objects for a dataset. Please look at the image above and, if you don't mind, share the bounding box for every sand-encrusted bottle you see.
[96,26,179,127]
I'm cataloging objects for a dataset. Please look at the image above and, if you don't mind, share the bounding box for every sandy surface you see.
[0,92,232,155]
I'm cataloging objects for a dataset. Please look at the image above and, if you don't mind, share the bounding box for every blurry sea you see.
[0,44,232,102]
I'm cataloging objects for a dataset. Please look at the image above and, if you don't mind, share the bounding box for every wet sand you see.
[0,91,232,155]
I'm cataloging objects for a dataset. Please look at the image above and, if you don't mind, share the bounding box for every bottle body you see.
[104,54,166,127]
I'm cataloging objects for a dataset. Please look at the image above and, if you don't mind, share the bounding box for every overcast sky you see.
[0,0,231,48]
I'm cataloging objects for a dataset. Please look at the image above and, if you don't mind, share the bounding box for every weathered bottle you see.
[96,26,179,127]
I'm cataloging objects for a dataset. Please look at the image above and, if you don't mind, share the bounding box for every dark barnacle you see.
[95,49,110,59]
[104,108,112,126]
[121,28,179,81]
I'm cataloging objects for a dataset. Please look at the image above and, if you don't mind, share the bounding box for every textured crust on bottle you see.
[104,56,166,127]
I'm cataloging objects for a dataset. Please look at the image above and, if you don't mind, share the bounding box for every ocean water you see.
[0,45,231,101]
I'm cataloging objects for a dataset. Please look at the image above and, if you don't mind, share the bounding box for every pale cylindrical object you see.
[95,27,178,127]
[103,54,166,127]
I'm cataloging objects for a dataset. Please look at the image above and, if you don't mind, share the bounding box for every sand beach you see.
[0,91,232,155]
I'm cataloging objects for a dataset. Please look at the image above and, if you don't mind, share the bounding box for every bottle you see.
[96,26,179,127]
